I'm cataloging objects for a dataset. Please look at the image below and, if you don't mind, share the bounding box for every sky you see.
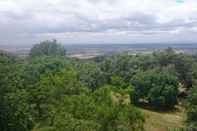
[0,0,197,46]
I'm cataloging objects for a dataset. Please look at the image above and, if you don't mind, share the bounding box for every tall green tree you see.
[29,40,66,57]
[131,69,179,108]
[0,52,33,131]
[185,87,197,130]
[76,61,107,91]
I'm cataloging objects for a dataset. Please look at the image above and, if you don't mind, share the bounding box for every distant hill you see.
[0,49,16,59]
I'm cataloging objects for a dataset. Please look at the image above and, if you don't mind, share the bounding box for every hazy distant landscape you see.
[1,43,197,58]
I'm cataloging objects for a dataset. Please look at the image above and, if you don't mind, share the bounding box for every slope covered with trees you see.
[0,41,197,131]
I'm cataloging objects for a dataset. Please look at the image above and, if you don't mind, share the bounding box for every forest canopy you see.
[0,41,197,131]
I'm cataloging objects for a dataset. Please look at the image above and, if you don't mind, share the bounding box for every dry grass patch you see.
[140,106,185,131]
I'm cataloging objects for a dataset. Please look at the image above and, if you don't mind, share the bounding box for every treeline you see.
[0,40,197,131]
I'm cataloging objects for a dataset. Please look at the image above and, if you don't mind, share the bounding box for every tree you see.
[131,69,179,108]
[76,61,107,91]
[185,87,197,130]
[173,55,194,88]
[34,86,144,131]
[153,47,177,67]
[92,87,144,131]
[21,56,72,86]
[29,40,66,57]
[154,48,194,88]
[28,67,88,122]
[99,54,140,82]
[0,52,34,131]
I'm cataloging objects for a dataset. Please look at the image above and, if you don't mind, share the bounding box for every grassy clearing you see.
[140,106,185,131]
[111,91,186,131]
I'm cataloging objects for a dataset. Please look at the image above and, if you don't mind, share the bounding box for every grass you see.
[111,91,186,131]
[140,105,186,131]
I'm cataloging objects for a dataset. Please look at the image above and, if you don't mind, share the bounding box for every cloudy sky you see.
[0,0,197,46]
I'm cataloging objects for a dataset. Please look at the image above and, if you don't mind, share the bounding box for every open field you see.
[141,106,185,131]
[111,91,186,131]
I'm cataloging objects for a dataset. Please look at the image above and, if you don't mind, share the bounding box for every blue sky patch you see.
[176,0,184,3]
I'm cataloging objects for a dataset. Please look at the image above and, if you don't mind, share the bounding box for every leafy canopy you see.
[29,40,66,57]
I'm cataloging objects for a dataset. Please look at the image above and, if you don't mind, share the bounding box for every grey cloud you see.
[1,9,196,34]
[0,0,197,45]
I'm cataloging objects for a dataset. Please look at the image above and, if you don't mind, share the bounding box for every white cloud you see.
[0,0,197,45]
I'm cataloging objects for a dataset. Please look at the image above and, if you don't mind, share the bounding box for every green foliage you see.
[48,87,144,131]
[76,61,107,91]
[31,73,144,131]
[93,87,144,131]
[29,67,88,122]
[153,47,177,66]
[29,40,66,57]
[185,87,197,130]
[1,45,197,131]
[154,48,194,88]
[3,89,34,131]
[99,54,139,81]
[0,53,33,131]
[131,69,179,108]
[53,112,101,131]
[21,56,73,85]
[110,76,134,97]
[173,55,194,88]
[111,76,125,87]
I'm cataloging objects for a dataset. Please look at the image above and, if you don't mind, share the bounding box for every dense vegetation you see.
[0,40,197,131]
[29,40,66,58]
